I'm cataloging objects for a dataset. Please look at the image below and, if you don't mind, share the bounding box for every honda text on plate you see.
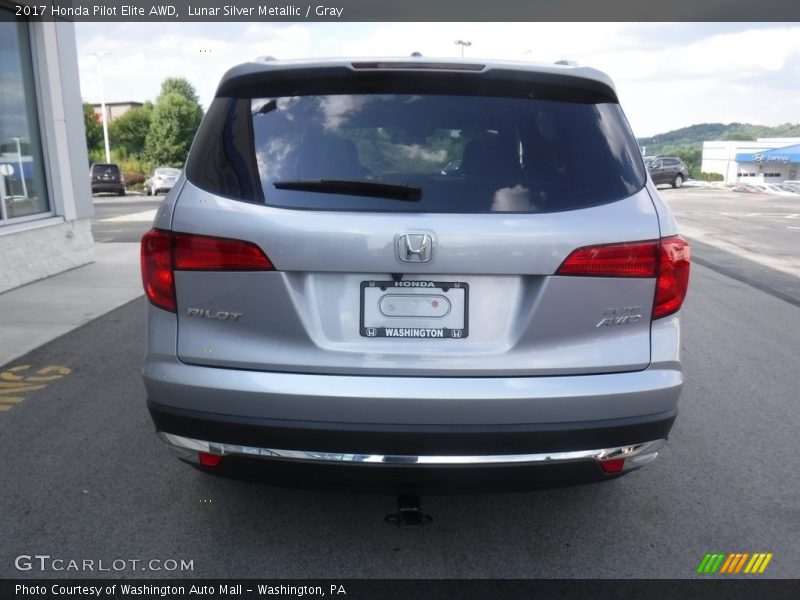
[141,57,690,492]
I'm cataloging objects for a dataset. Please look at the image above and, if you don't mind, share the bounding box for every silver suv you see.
[141,58,690,492]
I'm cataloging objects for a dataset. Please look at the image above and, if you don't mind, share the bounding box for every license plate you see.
[360,280,469,339]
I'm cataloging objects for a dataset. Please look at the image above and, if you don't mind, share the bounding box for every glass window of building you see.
[0,7,50,222]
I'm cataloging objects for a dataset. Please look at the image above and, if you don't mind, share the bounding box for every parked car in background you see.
[142,57,690,493]
[645,156,690,188]
[90,163,125,196]
[779,181,800,194]
[144,167,181,196]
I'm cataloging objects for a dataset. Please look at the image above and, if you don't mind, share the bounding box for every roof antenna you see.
[410,51,423,57]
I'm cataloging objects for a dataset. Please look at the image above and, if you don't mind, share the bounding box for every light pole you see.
[89,51,112,163]
[454,40,472,58]
[10,137,28,198]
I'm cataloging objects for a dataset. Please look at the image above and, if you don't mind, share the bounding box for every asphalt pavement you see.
[0,189,798,578]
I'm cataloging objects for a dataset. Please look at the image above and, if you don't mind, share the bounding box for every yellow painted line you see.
[26,365,71,381]
[0,384,46,394]
[0,365,30,381]
[0,397,25,404]
[0,365,72,415]
[0,381,44,388]
[734,553,749,573]
[719,554,735,574]
[758,554,773,573]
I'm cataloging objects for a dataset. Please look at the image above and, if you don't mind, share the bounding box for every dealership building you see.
[0,9,93,293]
[701,138,800,185]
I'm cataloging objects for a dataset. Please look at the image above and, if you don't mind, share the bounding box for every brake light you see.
[556,236,690,319]
[140,229,274,312]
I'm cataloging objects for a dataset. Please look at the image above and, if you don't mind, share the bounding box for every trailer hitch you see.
[385,494,433,527]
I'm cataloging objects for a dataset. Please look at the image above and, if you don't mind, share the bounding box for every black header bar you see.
[9,0,800,22]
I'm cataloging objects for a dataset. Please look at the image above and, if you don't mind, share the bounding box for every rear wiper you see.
[273,179,422,201]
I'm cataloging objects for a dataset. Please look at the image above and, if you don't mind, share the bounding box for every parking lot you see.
[0,188,798,578]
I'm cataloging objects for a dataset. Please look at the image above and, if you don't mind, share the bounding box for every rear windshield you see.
[188,94,646,213]
[91,164,120,176]
[155,168,180,176]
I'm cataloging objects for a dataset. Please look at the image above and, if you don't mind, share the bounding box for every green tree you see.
[109,103,153,157]
[144,92,202,167]
[82,102,103,158]
[157,77,202,106]
[143,78,203,167]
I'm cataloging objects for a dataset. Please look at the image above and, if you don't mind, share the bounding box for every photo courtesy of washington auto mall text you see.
[14,583,347,597]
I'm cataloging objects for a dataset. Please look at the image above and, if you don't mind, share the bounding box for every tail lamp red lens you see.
[556,236,690,319]
[653,236,691,319]
[141,229,274,313]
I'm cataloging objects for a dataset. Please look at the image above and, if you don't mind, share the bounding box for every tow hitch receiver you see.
[385,494,433,527]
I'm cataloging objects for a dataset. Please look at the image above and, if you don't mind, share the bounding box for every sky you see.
[75,22,800,138]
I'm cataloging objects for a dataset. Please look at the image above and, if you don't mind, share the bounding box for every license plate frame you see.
[359,280,469,339]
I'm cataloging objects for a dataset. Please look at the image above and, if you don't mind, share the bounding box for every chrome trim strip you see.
[159,432,664,469]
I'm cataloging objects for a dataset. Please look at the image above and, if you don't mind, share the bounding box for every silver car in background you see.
[141,58,690,492]
[145,167,180,196]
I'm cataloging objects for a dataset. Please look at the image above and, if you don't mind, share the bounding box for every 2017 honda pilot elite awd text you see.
[141,58,690,492]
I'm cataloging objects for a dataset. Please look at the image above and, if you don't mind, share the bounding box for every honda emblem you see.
[397,233,434,263]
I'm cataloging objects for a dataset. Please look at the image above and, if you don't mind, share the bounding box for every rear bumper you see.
[159,428,668,493]
[91,182,124,193]
[148,401,675,492]
[145,355,682,491]
[149,401,675,455]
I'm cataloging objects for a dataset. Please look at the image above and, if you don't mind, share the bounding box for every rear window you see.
[188,94,646,213]
[91,164,120,176]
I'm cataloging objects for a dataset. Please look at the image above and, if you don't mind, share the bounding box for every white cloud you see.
[75,22,800,138]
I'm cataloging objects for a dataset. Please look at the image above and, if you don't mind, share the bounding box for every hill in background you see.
[636,122,800,179]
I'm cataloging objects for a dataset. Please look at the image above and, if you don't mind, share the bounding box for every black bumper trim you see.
[148,400,676,455]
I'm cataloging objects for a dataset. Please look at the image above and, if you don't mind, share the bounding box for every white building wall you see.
[0,20,94,294]
[701,138,800,184]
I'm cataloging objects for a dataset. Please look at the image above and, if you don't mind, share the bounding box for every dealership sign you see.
[736,144,800,165]
[751,152,790,163]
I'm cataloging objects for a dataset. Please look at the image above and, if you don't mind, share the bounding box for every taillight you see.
[653,236,691,319]
[173,233,274,271]
[141,229,175,312]
[140,229,274,312]
[556,240,658,277]
[556,236,690,320]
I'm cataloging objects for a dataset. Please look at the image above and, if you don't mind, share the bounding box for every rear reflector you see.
[198,452,223,468]
[556,236,690,320]
[141,229,274,313]
[600,458,625,473]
